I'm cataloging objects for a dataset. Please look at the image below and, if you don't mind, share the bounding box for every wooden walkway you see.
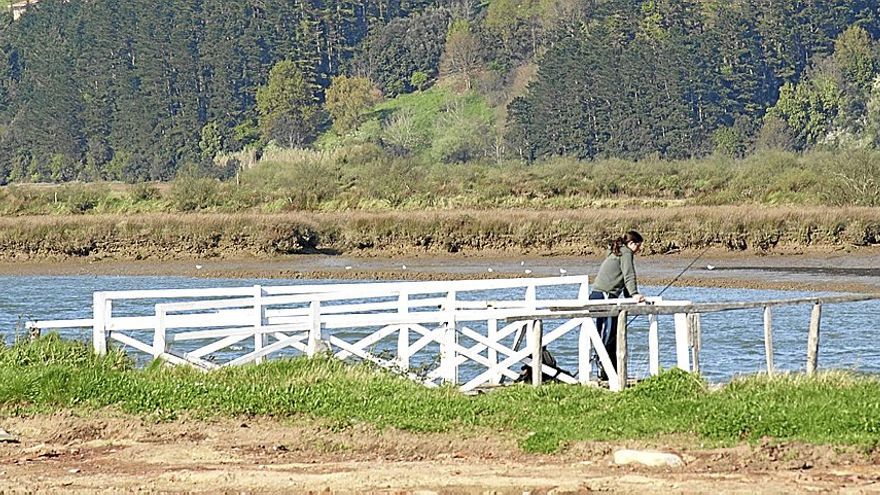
[26,277,880,392]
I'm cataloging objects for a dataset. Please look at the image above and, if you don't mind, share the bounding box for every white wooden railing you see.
[27,276,701,392]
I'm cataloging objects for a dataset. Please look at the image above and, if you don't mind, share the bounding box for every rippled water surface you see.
[1,276,878,383]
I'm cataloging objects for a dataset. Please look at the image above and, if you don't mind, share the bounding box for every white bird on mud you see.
[706,264,715,270]
[345,266,352,270]
[195,264,203,270]
[559,268,567,275]
[402,264,407,270]
[487,267,493,272]
[524,269,532,275]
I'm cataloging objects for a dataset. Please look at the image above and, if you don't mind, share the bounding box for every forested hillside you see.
[0,0,437,182]
[1,0,880,184]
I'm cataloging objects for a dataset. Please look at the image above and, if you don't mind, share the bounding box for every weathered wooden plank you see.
[615,311,627,392]
[690,313,702,375]
[549,294,879,317]
[530,320,543,386]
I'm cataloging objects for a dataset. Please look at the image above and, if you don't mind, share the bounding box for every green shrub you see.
[169,176,222,211]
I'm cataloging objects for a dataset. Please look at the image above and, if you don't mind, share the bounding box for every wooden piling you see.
[763,306,774,375]
[92,293,109,355]
[531,319,543,386]
[398,291,411,370]
[689,313,702,375]
[806,303,822,376]
[616,310,628,390]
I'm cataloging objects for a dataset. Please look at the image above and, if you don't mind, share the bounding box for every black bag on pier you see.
[514,346,568,383]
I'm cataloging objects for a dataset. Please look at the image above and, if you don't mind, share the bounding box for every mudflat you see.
[1,247,879,293]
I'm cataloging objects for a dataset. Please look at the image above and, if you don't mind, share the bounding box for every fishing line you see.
[627,244,712,326]
[627,244,713,378]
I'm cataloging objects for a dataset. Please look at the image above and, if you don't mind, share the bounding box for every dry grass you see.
[0,206,877,260]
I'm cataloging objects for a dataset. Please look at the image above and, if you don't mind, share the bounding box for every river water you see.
[1,275,878,383]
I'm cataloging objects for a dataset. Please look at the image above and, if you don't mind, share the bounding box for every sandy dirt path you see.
[1,412,879,494]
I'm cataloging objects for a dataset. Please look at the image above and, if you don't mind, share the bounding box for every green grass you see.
[3,335,880,453]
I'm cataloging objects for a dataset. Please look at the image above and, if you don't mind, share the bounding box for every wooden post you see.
[577,280,590,302]
[92,292,110,355]
[648,314,660,376]
[806,303,822,376]
[153,306,166,360]
[530,320,543,386]
[440,291,458,384]
[253,285,266,364]
[397,291,410,370]
[578,318,593,385]
[488,318,500,384]
[763,306,774,376]
[673,312,690,371]
[307,300,324,356]
[616,310,628,390]
[689,313,701,375]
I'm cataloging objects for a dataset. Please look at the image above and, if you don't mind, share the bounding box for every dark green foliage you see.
[0,0,439,183]
[349,9,450,95]
[505,0,880,161]
[3,0,880,178]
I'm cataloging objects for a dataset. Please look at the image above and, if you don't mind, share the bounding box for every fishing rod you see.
[627,244,713,325]
[656,244,713,297]
[502,244,714,384]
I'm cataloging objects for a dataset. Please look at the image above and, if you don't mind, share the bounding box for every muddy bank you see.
[1,208,879,292]
[1,411,878,494]
[2,207,880,263]
[1,248,880,293]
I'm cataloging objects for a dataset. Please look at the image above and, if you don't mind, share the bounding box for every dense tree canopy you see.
[506,0,880,160]
[0,0,437,183]
[2,0,880,181]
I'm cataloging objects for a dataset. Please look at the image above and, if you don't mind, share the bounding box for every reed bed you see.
[0,206,877,260]
[2,149,880,215]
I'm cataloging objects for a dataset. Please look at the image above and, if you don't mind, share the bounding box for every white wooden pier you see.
[26,276,880,392]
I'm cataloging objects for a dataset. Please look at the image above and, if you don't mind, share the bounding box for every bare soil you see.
[1,411,879,494]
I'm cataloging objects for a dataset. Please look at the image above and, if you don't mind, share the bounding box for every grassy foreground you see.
[2,335,880,453]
